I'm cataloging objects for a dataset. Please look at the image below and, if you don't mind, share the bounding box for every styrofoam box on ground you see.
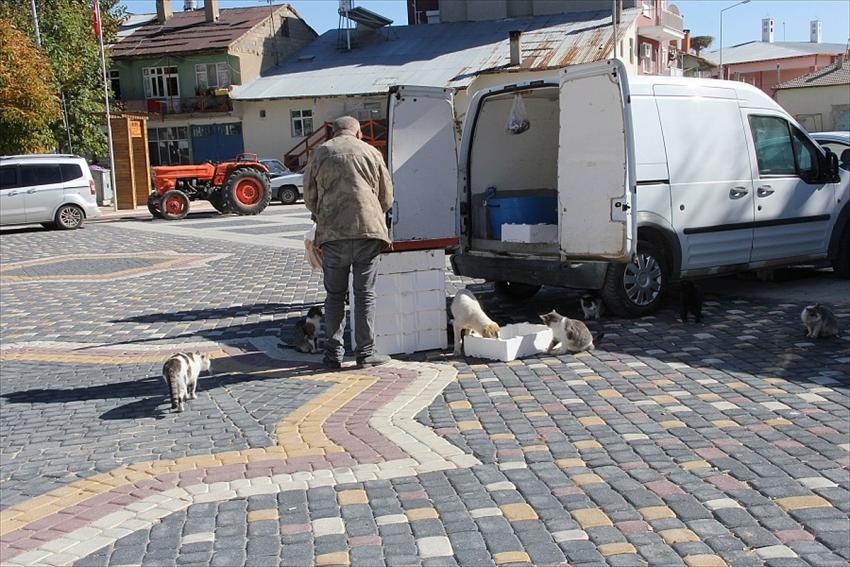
[377,249,445,274]
[463,323,553,362]
[501,223,558,244]
[376,310,447,335]
[376,329,447,355]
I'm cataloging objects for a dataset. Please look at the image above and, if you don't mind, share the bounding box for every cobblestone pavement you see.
[0,221,848,567]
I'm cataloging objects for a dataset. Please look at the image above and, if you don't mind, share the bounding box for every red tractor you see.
[148,153,272,220]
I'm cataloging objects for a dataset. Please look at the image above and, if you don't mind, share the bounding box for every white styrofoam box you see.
[375,310,447,338]
[417,309,447,331]
[414,289,445,312]
[414,269,445,291]
[377,249,446,274]
[463,323,553,362]
[501,223,558,244]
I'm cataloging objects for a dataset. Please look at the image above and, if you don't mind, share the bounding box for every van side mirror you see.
[823,148,840,182]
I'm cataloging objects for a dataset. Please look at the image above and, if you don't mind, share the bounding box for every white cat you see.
[162,352,211,412]
[451,289,500,356]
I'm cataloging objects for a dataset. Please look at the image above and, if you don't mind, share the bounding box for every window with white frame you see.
[642,0,654,17]
[195,62,231,94]
[290,109,313,138]
[641,43,653,73]
[108,69,121,99]
[629,38,634,64]
[143,66,179,99]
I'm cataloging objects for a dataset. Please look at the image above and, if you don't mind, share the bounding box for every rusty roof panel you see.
[111,6,289,59]
[232,8,638,100]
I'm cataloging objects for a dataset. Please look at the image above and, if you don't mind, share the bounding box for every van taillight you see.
[89,179,96,195]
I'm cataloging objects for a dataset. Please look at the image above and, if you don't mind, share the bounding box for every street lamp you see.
[720,0,751,79]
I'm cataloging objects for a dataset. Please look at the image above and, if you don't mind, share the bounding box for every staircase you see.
[283,119,388,171]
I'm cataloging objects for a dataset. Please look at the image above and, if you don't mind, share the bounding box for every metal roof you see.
[116,14,157,42]
[111,6,290,59]
[775,59,850,90]
[702,41,846,65]
[231,9,637,101]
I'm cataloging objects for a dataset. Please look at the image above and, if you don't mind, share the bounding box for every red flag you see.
[92,0,101,39]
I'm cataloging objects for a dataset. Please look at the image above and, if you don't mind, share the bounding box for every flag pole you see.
[94,0,118,211]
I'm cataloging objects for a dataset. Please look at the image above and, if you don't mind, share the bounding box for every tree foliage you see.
[0,19,61,154]
[0,0,125,157]
[691,36,714,56]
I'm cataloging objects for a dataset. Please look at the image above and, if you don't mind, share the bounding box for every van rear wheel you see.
[601,240,668,317]
[494,281,541,301]
[832,226,850,279]
[54,204,84,230]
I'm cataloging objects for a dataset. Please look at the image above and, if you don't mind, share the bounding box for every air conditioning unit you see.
[642,43,652,59]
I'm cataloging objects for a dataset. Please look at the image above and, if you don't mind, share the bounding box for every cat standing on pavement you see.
[162,352,211,412]
[580,294,603,321]
[540,310,603,354]
[679,280,704,323]
[801,304,839,338]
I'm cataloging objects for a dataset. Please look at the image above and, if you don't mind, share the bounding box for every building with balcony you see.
[110,0,315,165]
[632,0,685,76]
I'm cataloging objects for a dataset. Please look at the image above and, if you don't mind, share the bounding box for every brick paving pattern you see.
[0,222,847,566]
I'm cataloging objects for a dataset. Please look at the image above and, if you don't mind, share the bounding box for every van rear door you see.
[387,85,459,244]
[558,59,635,261]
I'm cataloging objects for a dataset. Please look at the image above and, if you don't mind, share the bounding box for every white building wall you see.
[775,85,850,131]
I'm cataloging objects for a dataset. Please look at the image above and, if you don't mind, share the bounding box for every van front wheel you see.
[601,240,668,317]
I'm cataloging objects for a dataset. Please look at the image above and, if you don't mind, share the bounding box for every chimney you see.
[184,0,196,10]
[682,29,691,53]
[762,18,774,43]
[205,0,219,23]
[156,0,173,24]
[810,20,822,43]
[509,30,521,66]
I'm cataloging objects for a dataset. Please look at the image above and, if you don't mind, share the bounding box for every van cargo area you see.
[468,87,560,257]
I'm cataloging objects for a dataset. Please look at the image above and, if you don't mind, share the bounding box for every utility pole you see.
[31,0,74,153]
[93,0,118,211]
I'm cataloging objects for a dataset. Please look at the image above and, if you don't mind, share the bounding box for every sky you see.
[121,0,850,47]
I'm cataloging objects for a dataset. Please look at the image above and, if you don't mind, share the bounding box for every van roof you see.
[1,154,84,160]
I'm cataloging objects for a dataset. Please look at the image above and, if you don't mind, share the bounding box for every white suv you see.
[0,155,101,229]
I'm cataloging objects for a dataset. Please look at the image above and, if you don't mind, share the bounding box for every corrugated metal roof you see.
[702,41,846,65]
[231,9,637,101]
[111,6,287,59]
[774,59,850,90]
[116,14,157,42]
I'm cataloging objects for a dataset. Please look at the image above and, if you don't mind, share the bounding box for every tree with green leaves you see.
[691,36,714,56]
[0,0,125,157]
[0,19,61,154]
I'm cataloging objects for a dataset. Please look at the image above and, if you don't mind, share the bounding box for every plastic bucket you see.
[485,195,558,239]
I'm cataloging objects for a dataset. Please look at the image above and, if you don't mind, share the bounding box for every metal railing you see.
[123,96,233,116]
[660,8,683,31]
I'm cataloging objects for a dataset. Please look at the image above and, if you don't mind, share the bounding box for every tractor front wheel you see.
[147,194,163,219]
[224,168,271,215]
[160,190,190,220]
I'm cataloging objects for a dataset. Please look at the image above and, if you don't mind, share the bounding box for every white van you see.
[0,155,101,230]
[386,60,847,316]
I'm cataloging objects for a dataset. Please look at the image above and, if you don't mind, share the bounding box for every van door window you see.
[60,163,83,182]
[0,165,19,189]
[748,115,796,176]
[790,127,820,181]
[20,164,62,186]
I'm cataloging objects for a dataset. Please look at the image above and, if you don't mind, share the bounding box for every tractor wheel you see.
[224,168,271,215]
[208,190,230,214]
[147,194,163,219]
[160,190,190,220]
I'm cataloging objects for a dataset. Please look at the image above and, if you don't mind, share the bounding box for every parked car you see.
[0,154,102,229]
[812,131,850,170]
[386,62,848,316]
[260,159,303,205]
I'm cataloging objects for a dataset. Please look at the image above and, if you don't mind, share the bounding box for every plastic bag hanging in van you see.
[505,93,530,134]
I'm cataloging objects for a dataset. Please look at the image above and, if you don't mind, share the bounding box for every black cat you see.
[680,280,703,323]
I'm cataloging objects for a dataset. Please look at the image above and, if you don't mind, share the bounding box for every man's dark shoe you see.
[357,354,391,368]
[322,357,342,369]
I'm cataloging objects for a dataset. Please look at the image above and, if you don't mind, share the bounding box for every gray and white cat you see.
[540,310,603,354]
[801,304,839,338]
[162,352,211,412]
[580,294,603,321]
[281,306,323,353]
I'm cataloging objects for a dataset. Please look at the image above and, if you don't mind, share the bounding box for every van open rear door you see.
[387,86,459,245]
[558,59,635,261]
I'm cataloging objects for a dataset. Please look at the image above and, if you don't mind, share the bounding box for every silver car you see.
[260,159,304,205]
[812,131,850,170]
[0,155,101,229]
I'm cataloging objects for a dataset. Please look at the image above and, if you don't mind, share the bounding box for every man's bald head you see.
[332,116,361,137]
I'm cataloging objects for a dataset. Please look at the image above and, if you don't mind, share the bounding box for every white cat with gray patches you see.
[801,304,839,338]
[162,352,211,412]
[540,309,603,354]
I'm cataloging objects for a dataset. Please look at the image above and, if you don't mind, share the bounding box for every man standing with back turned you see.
[303,116,394,369]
